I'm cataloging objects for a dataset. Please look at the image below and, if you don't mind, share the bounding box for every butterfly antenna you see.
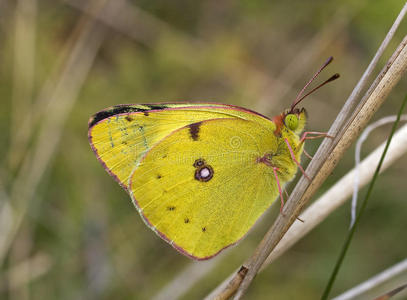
[290,56,339,111]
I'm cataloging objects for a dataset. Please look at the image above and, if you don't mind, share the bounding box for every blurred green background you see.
[1,0,407,299]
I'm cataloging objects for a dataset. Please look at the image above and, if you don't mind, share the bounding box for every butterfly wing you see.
[88,103,275,190]
[129,117,293,259]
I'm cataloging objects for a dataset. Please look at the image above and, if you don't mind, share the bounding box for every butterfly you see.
[88,58,339,260]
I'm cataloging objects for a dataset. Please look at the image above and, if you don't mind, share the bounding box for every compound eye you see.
[284,114,299,131]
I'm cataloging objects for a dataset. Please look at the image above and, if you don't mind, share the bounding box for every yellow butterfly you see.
[88,58,339,260]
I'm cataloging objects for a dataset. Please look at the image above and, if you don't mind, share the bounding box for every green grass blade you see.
[320,94,407,300]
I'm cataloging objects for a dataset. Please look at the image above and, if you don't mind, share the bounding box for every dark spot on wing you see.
[193,158,214,182]
[193,158,205,168]
[202,227,206,232]
[184,218,190,223]
[188,122,202,141]
[147,104,168,110]
[88,110,114,128]
[88,104,168,128]
[167,206,176,211]
[157,174,162,179]
[125,116,133,122]
[144,112,149,116]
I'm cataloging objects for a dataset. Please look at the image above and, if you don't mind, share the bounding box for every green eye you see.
[284,114,298,131]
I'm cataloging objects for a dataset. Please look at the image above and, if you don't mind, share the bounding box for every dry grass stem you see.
[152,257,222,300]
[0,0,113,266]
[63,0,201,48]
[333,258,407,300]
[8,1,38,297]
[0,253,52,292]
[373,284,407,300]
[8,0,37,171]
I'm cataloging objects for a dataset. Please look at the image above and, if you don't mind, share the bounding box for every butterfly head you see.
[272,107,307,136]
[284,107,307,134]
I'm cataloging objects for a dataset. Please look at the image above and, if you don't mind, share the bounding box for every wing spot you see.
[147,104,167,110]
[184,218,190,223]
[202,227,207,232]
[157,174,162,179]
[193,158,205,168]
[188,122,202,141]
[167,206,176,211]
[88,104,167,128]
[193,159,214,182]
[125,116,133,122]
[143,112,149,116]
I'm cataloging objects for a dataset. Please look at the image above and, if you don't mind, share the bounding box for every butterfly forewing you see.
[88,104,275,190]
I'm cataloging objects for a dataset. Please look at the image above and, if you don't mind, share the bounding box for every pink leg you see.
[272,167,285,214]
[284,138,311,181]
[303,149,313,160]
[300,131,334,144]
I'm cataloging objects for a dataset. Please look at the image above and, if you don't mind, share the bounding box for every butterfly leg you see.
[299,131,334,145]
[272,167,285,214]
[284,138,311,181]
[258,154,292,215]
[303,149,313,160]
[300,132,333,160]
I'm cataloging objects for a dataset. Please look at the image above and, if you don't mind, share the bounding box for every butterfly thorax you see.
[259,107,307,181]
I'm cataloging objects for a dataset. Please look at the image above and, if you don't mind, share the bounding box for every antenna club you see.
[325,56,334,65]
[326,73,340,83]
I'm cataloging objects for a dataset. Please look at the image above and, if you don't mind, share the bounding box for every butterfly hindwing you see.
[129,117,283,259]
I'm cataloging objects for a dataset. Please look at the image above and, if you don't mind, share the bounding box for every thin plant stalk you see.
[320,95,407,299]
[333,258,407,300]
[0,0,111,266]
